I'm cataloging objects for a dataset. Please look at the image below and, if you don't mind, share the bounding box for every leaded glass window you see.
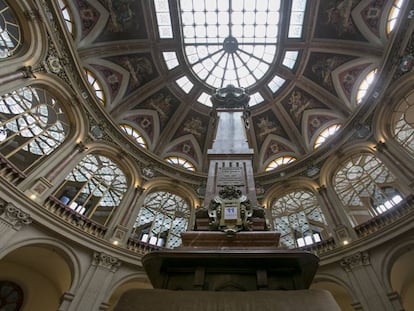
[271,190,327,249]
[0,1,21,59]
[133,191,191,248]
[334,153,398,226]
[57,154,127,226]
[179,0,281,89]
[120,124,147,149]
[393,91,414,156]
[314,124,341,149]
[165,156,195,171]
[265,155,296,172]
[0,87,68,171]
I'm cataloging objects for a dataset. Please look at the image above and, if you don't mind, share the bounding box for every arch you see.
[380,238,414,298]
[312,274,356,311]
[105,273,152,310]
[373,72,414,143]
[0,238,82,311]
[263,179,329,249]
[262,176,320,207]
[142,177,200,208]
[52,151,130,226]
[0,0,48,71]
[0,237,82,293]
[0,82,74,173]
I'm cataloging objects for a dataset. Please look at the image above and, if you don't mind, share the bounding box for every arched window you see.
[387,0,405,35]
[120,124,147,149]
[265,155,296,172]
[334,153,399,226]
[56,154,127,226]
[165,156,195,171]
[393,91,414,157]
[270,190,328,249]
[133,191,191,248]
[0,86,69,172]
[314,124,341,149]
[58,0,75,35]
[0,1,22,59]
[356,69,377,104]
[0,281,24,311]
[85,69,105,105]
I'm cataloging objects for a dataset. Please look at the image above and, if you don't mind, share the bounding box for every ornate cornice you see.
[0,199,33,230]
[92,252,121,272]
[340,251,370,272]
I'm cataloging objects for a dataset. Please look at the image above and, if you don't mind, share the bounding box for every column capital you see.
[0,199,33,230]
[92,252,121,272]
[340,251,370,272]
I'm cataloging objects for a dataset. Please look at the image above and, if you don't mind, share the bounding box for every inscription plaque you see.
[217,167,243,186]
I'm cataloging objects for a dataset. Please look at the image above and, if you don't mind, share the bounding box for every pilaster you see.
[64,252,121,311]
[340,251,401,311]
[0,199,32,250]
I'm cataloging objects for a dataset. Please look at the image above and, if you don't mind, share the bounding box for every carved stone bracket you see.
[0,199,33,230]
[92,252,121,272]
[340,251,370,272]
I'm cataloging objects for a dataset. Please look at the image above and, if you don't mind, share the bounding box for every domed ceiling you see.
[65,0,403,173]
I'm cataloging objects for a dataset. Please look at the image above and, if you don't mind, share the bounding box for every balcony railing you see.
[45,196,107,238]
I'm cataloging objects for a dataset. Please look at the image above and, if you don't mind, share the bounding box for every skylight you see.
[176,76,194,93]
[282,51,299,69]
[288,0,307,38]
[268,75,286,93]
[162,51,179,70]
[154,0,173,39]
[179,0,281,89]
[249,92,264,106]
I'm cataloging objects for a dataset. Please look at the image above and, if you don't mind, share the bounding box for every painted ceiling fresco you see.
[65,0,399,172]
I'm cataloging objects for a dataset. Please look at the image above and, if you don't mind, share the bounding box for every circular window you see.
[0,281,24,311]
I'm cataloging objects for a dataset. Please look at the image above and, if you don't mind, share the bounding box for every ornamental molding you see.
[340,251,370,272]
[92,252,121,271]
[0,199,33,230]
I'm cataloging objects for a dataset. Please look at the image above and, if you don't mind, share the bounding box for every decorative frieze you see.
[340,251,370,272]
[92,252,121,272]
[0,199,33,230]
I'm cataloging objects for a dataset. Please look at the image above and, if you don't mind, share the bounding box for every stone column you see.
[340,251,403,311]
[374,142,414,193]
[105,186,144,245]
[317,186,357,244]
[0,199,32,252]
[62,252,121,311]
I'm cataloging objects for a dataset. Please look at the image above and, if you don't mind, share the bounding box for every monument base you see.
[113,288,341,311]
